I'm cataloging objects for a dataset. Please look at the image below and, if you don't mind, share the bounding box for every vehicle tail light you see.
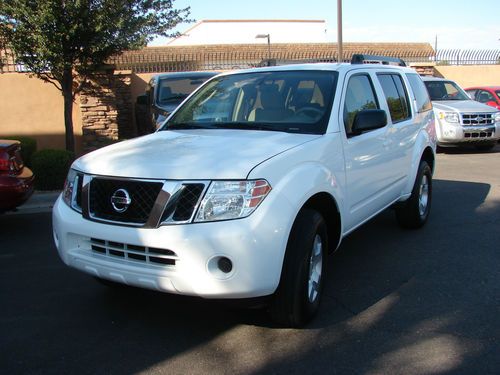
[0,157,13,171]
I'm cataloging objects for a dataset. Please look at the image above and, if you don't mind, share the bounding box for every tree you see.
[0,0,190,153]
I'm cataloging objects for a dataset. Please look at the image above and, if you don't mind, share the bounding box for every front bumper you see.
[436,122,499,145]
[52,193,294,299]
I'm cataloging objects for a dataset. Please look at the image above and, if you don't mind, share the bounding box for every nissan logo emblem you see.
[110,189,132,213]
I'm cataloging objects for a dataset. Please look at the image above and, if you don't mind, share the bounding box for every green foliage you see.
[31,149,74,191]
[0,0,191,152]
[0,1,191,85]
[3,136,37,167]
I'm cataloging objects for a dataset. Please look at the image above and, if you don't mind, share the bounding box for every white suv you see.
[53,55,436,327]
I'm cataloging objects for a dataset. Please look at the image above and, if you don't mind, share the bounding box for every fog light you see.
[207,255,234,279]
[217,257,233,273]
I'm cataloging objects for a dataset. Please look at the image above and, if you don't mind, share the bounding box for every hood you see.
[432,100,498,113]
[74,130,319,180]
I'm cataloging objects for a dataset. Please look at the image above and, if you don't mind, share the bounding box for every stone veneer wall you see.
[409,62,436,77]
[80,70,135,152]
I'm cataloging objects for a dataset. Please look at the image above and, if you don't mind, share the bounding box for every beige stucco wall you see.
[130,72,155,102]
[434,65,500,88]
[0,73,83,154]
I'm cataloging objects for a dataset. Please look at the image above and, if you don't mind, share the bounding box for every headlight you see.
[62,168,82,212]
[494,112,500,123]
[195,180,271,222]
[438,111,459,123]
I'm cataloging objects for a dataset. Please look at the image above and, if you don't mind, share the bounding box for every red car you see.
[0,140,35,212]
[464,86,500,110]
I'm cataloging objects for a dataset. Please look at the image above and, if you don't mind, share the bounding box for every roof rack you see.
[351,54,406,67]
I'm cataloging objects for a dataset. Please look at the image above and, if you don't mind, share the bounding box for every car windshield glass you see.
[161,70,338,135]
[424,81,469,101]
[495,90,500,99]
[157,76,213,105]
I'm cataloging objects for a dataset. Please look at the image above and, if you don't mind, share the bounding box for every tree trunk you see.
[62,68,75,154]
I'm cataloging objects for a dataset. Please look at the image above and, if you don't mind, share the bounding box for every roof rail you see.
[351,54,406,67]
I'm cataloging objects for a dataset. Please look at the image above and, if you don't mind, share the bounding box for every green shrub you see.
[3,136,37,167]
[31,149,74,191]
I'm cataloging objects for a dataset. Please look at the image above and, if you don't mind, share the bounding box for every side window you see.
[477,90,494,103]
[406,73,432,113]
[343,74,379,135]
[377,73,411,123]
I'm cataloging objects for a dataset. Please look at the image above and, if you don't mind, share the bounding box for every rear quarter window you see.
[406,74,432,113]
[377,73,411,123]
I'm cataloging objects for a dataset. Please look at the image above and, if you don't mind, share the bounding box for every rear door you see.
[340,70,407,232]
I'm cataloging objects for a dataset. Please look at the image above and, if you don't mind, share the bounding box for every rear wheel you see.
[269,209,328,327]
[396,161,432,229]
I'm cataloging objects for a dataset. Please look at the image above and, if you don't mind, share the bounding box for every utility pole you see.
[434,35,438,62]
[337,0,343,62]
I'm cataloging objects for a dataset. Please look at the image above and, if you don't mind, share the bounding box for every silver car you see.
[422,77,500,150]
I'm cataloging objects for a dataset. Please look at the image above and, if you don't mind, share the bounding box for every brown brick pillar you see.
[80,69,135,152]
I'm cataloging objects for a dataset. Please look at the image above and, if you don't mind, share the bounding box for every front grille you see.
[171,184,206,222]
[89,178,163,224]
[461,113,494,126]
[90,238,177,267]
[464,131,494,138]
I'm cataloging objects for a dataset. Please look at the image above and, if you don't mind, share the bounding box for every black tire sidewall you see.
[395,160,432,229]
[270,209,328,327]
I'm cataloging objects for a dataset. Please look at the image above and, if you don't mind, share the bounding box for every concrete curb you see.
[8,190,61,215]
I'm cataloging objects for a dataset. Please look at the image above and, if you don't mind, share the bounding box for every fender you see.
[402,110,436,197]
[248,134,346,249]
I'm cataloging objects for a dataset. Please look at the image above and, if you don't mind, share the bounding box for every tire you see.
[269,209,328,327]
[396,160,432,229]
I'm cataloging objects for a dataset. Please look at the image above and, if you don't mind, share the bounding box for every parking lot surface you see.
[1,145,499,374]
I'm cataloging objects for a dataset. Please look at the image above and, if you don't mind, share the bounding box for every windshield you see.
[157,75,214,106]
[162,70,338,134]
[495,90,500,99]
[424,80,470,101]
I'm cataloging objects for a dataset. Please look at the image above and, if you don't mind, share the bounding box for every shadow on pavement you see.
[0,179,498,374]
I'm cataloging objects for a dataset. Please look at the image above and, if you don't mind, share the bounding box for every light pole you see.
[337,0,343,62]
[256,34,271,66]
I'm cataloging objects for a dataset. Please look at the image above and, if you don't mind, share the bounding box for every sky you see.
[150,0,500,50]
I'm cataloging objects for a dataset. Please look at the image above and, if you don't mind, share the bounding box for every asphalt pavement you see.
[1,145,499,374]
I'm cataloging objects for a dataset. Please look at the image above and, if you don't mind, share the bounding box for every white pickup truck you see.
[53,55,436,327]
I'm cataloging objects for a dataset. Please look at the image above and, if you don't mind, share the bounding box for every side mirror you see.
[351,109,388,136]
[136,94,149,106]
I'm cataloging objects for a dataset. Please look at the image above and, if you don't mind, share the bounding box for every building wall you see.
[0,73,83,154]
[434,65,500,88]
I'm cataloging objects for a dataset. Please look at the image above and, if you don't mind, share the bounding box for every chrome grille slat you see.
[461,113,494,126]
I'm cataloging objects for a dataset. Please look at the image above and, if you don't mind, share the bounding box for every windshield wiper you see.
[163,123,214,130]
[210,122,287,132]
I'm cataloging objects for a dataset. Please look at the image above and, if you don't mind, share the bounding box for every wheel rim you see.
[418,175,429,217]
[308,234,323,303]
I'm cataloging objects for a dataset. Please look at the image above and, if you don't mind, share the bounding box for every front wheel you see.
[269,209,328,327]
[395,161,432,229]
